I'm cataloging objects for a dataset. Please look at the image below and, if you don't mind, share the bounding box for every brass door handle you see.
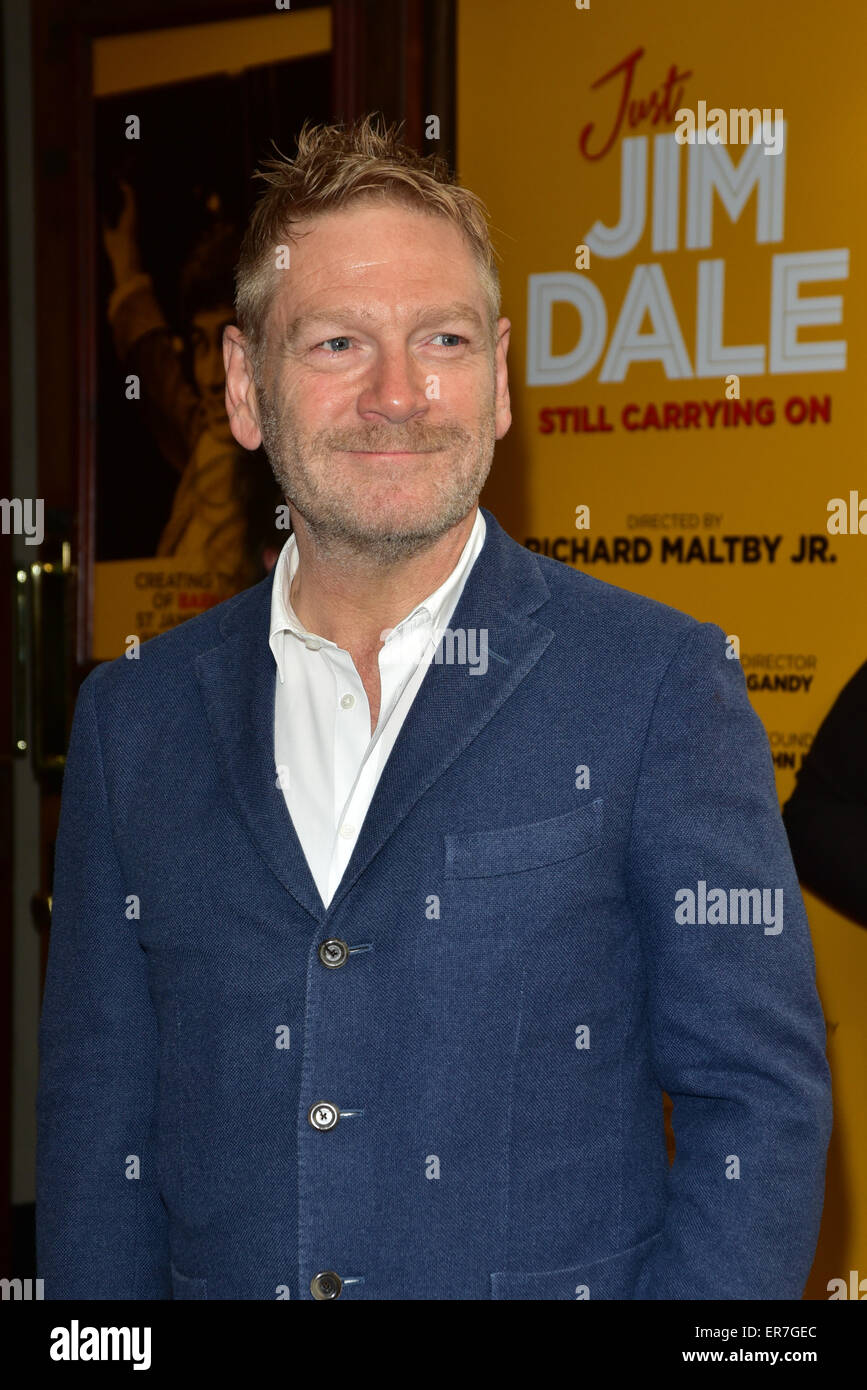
[13,542,77,775]
[30,892,52,933]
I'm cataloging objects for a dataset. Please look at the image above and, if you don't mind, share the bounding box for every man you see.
[37,116,831,1300]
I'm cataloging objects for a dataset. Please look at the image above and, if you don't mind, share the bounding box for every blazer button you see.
[318,938,349,969]
[308,1101,339,1130]
[310,1271,343,1300]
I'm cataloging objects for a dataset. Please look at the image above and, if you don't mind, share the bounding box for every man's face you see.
[229,201,511,562]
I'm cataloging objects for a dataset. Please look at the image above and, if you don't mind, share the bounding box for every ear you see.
[223,325,264,451]
[494,316,512,442]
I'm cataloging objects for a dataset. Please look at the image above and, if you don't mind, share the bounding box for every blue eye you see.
[313,332,466,355]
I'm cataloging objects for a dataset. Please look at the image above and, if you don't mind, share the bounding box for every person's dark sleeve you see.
[782,659,867,927]
[628,622,832,1299]
[36,668,171,1298]
[108,275,206,474]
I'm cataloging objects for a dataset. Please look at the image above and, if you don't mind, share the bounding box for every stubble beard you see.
[256,377,497,565]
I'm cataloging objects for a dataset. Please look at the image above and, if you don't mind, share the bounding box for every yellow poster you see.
[459,0,866,1298]
[92,560,237,660]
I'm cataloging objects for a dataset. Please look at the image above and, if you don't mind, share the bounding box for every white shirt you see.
[269,508,487,908]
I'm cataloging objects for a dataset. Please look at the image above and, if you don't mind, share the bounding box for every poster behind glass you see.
[93,37,330,658]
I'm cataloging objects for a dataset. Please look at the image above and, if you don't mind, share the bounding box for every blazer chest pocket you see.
[445,798,603,879]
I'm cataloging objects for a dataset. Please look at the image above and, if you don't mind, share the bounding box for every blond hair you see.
[234,114,501,381]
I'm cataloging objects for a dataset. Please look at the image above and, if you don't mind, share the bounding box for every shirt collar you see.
[269,507,486,684]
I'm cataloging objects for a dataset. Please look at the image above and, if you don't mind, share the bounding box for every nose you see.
[356,342,430,425]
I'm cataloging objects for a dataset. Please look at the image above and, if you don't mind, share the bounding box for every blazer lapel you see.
[195,570,328,922]
[325,508,554,915]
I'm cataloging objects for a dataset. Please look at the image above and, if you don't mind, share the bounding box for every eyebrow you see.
[282,300,486,346]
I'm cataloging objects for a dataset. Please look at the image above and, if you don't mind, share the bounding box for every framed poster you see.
[90,7,332,658]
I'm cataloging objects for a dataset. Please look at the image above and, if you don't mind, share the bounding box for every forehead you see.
[267,201,484,327]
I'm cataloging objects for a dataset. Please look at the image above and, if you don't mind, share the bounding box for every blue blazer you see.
[36,507,832,1300]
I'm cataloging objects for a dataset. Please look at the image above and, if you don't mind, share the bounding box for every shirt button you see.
[310,1271,343,1300]
[304,637,321,651]
[340,693,355,709]
[338,823,356,840]
[318,938,349,969]
[308,1101,340,1131]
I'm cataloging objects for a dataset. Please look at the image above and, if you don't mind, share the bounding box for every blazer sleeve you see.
[36,669,171,1298]
[627,621,833,1300]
